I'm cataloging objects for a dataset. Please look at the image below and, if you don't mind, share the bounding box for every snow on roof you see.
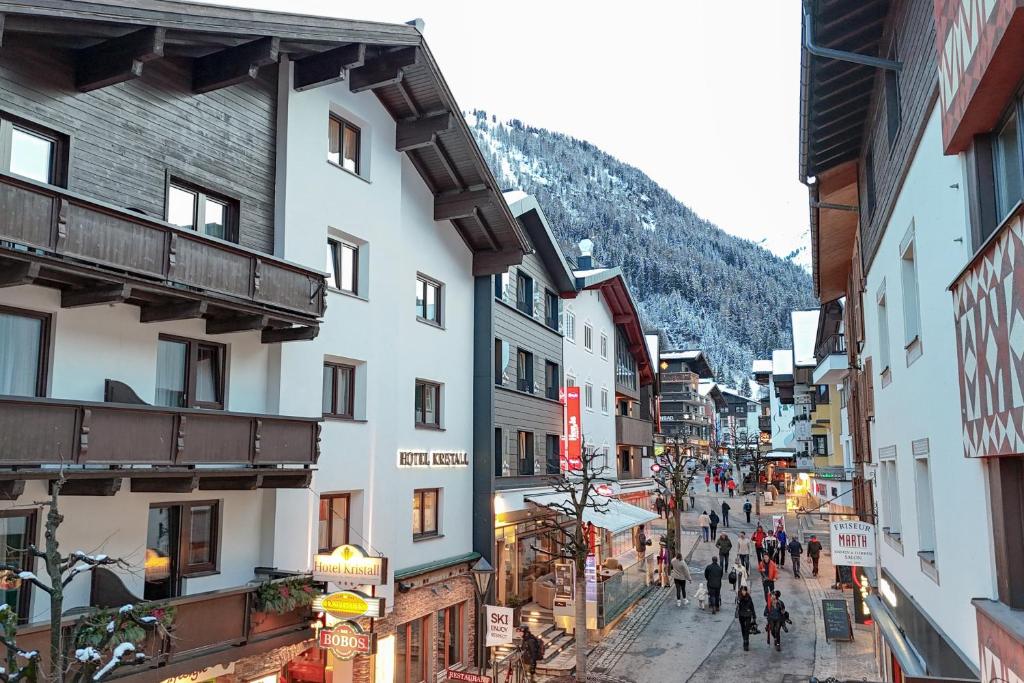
[661,350,702,360]
[502,190,529,205]
[645,334,660,369]
[573,267,610,278]
[772,349,794,377]
[791,309,821,367]
[752,359,773,374]
[697,379,716,396]
[719,386,757,403]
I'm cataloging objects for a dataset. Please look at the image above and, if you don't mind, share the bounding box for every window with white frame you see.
[565,310,576,343]
[900,225,922,352]
[600,387,609,413]
[879,448,901,537]
[600,332,608,359]
[913,440,937,559]
[583,323,593,352]
[584,383,593,410]
[877,286,892,376]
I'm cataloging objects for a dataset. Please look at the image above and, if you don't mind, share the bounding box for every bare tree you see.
[652,437,698,555]
[0,475,164,682]
[536,440,612,683]
[720,422,767,516]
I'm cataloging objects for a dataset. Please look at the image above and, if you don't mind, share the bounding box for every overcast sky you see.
[206,0,809,260]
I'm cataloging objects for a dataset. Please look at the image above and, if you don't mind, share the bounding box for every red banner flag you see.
[560,386,582,471]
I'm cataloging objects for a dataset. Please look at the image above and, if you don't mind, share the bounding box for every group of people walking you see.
[704,464,737,496]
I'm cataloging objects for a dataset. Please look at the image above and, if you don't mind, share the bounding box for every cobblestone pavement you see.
[585,489,880,683]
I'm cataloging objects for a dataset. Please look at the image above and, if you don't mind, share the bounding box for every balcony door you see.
[145,505,180,600]
[0,511,36,622]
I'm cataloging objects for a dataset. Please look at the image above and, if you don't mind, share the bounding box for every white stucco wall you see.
[271,60,476,605]
[861,104,994,667]
[563,288,616,471]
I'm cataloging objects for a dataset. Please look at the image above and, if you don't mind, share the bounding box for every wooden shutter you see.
[848,371,863,463]
[863,357,875,419]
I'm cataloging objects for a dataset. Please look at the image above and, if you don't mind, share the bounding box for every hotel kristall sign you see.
[313,544,388,585]
[397,450,469,468]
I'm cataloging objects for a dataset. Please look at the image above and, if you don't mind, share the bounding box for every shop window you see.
[145,502,219,600]
[156,336,225,410]
[412,488,439,540]
[395,616,428,683]
[0,511,36,623]
[318,493,350,553]
[0,306,48,397]
[436,603,465,673]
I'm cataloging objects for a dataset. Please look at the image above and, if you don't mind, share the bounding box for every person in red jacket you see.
[751,524,767,563]
[704,473,711,492]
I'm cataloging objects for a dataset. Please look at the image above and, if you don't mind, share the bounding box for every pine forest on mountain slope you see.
[468,111,817,392]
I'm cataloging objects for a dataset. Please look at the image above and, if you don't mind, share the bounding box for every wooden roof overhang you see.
[809,160,860,301]
[576,268,654,385]
[799,0,890,180]
[0,0,529,276]
[505,194,577,294]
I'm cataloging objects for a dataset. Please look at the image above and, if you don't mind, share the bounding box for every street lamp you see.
[470,557,495,674]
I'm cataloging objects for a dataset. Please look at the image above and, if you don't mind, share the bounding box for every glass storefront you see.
[495,519,559,604]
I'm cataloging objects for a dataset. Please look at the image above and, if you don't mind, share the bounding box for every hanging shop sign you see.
[315,590,385,619]
[313,544,388,585]
[829,521,876,568]
[318,621,377,660]
[560,386,582,471]
[485,605,515,646]
[397,450,469,468]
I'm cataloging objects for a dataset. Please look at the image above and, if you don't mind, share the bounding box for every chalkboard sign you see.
[822,599,853,642]
[836,565,854,586]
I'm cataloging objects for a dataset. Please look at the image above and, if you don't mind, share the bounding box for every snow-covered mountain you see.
[468,111,817,389]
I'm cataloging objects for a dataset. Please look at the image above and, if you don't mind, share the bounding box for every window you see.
[144,502,219,600]
[494,428,503,477]
[0,306,47,397]
[156,336,225,409]
[396,616,428,683]
[517,349,534,393]
[876,289,892,375]
[412,489,439,539]
[816,384,830,405]
[318,494,350,552]
[565,310,576,342]
[415,276,442,325]
[328,114,361,174]
[813,434,829,456]
[545,434,560,474]
[884,37,901,146]
[0,117,66,186]
[994,112,1023,220]
[494,273,510,301]
[436,603,465,673]
[584,383,594,410]
[516,271,533,316]
[900,230,921,350]
[0,511,36,622]
[600,333,608,359]
[414,380,441,428]
[166,180,237,242]
[566,375,576,389]
[545,290,560,330]
[322,363,355,418]
[545,361,559,400]
[615,329,638,390]
[584,324,593,352]
[600,387,609,414]
[495,338,511,387]
[879,455,902,537]
[326,239,359,294]
[914,452,936,557]
[517,431,535,476]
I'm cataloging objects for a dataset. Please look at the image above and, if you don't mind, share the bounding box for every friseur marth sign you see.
[397,450,469,468]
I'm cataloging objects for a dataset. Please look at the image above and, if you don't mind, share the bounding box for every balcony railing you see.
[14,578,312,681]
[0,172,326,330]
[660,372,698,384]
[815,333,846,360]
[758,415,772,431]
[0,396,320,468]
[616,414,653,446]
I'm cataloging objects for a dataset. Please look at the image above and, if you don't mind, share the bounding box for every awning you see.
[865,595,927,677]
[765,450,797,459]
[524,492,658,535]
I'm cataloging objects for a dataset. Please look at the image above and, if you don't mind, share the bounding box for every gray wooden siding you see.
[0,45,277,253]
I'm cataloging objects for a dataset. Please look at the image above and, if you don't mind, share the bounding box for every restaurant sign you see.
[314,590,385,619]
[397,450,469,467]
[313,544,388,586]
[318,621,377,660]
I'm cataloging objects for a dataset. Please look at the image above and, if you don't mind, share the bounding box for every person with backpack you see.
[806,535,823,576]
[787,536,804,578]
[735,585,756,651]
[670,552,692,607]
[764,590,787,651]
[708,510,720,539]
[743,499,753,524]
[721,500,731,527]
[758,554,778,600]
[716,532,732,568]
[698,510,711,542]
[520,626,543,679]
[751,524,766,563]
[704,557,724,614]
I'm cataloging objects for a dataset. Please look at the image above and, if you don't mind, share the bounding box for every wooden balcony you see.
[616,414,653,447]
[0,396,318,493]
[13,581,313,683]
[0,172,325,341]
[758,415,772,432]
